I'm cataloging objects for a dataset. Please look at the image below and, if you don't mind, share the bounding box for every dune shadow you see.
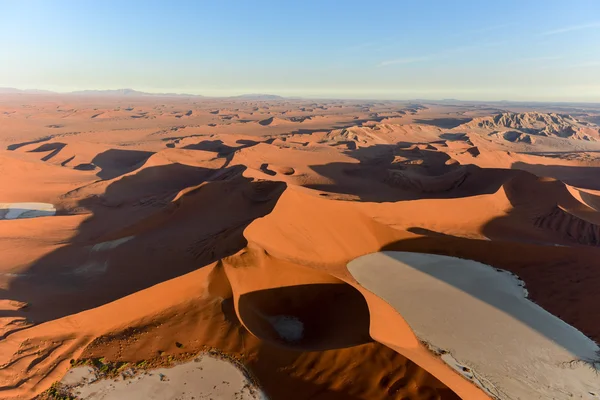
[238,283,371,351]
[259,117,275,126]
[260,163,276,176]
[0,163,286,325]
[6,136,53,151]
[256,372,368,400]
[182,139,240,155]
[288,118,384,136]
[414,118,472,129]
[74,163,97,171]
[182,138,268,156]
[91,149,155,180]
[236,139,261,146]
[438,132,470,142]
[28,142,67,161]
[7,142,155,181]
[511,161,600,190]
[61,155,75,166]
[304,144,513,202]
[250,341,460,400]
[406,227,454,237]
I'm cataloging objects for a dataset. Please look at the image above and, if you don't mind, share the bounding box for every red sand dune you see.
[1,96,600,399]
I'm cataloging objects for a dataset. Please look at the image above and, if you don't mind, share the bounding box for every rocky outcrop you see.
[467,112,599,141]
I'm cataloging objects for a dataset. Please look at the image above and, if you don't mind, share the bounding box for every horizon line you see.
[1,86,600,105]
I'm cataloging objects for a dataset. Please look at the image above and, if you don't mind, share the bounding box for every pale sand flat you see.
[61,354,266,400]
[348,251,600,400]
[0,202,56,219]
[91,236,134,252]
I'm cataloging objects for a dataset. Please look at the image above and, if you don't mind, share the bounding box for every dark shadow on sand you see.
[238,283,371,351]
[182,138,272,156]
[0,163,286,325]
[91,149,155,180]
[511,161,600,190]
[6,136,53,151]
[304,144,514,202]
[28,142,67,161]
[414,117,472,129]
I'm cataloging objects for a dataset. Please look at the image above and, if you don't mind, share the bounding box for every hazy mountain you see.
[0,87,289,99]
[231,94,286,100]
[68,89,203,97]
[0,87,56,94]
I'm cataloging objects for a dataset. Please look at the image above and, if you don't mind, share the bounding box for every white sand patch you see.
[0,202,56,219]
[61,355,266,400]
[348,251,600,400]
[91,236,134,252]
[61,366,97,386]
[67,236,134,278]
[267,315,304,342]
[72,260,108,276]
[0,272,31,278]
[426,342,503,399]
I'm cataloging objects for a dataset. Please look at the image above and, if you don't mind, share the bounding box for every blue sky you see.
[1,0,599,101]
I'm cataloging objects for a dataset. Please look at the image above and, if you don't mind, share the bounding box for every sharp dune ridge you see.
[1,96,600,399]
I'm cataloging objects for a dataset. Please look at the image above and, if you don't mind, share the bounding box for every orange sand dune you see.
[1,96,600,399]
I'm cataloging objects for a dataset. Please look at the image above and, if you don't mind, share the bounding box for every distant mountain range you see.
[69,89,202,97]
[0,87,56,94]
[0,87,286,100]
[231,94,285,100]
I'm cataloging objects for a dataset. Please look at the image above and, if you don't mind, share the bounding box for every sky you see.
[1,0,599,101]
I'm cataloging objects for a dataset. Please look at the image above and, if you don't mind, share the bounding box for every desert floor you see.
[1,94,600,399]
